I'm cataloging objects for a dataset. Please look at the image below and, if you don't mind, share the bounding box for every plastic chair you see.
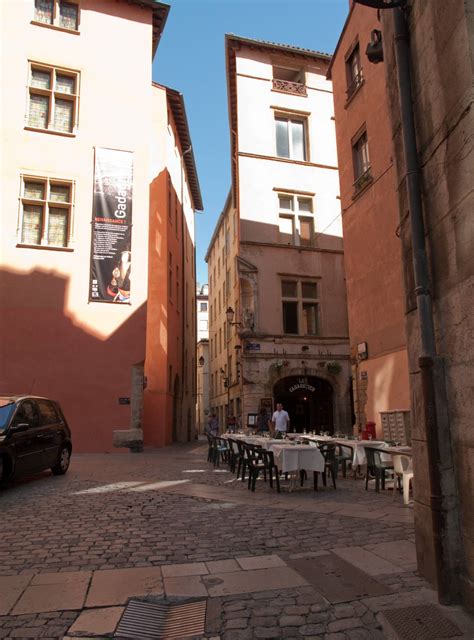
[335,444,353,478]
[364,447,394,492]
[392,453,414,504]
[212,436,229,468]
[318,444,337,489]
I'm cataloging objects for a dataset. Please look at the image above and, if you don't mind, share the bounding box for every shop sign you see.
[289,378,316,393]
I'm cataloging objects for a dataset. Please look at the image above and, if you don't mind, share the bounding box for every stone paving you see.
[0,441,473,639]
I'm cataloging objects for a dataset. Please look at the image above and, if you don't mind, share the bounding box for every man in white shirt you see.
[271,403,290,438]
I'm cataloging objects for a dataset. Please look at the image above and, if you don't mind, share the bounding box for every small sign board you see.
[119,397,131,405]
[247,413,258,426]
[360,371,368,381]
[245,342,261,351]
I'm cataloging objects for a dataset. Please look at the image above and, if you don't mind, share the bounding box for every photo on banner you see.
[89,147,134,303]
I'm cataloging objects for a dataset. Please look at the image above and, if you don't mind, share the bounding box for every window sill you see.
[24,126,76,138]
[352,174,374,201]
[16,243,73,252]
[30,20,80,35]
[344,78,364,108]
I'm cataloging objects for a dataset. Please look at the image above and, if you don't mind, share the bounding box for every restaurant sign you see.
[289,378,316,393]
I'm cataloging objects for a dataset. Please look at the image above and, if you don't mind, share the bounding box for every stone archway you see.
[273,375,334,433]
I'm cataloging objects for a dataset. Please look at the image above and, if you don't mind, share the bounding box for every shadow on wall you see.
[0,267,147,453]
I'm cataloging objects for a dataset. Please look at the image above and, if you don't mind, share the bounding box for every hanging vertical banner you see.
[89,148,133,303]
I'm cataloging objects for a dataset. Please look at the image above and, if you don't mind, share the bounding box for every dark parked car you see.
[0,395,72,483]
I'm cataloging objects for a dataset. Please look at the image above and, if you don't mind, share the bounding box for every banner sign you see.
[89,148,133,303]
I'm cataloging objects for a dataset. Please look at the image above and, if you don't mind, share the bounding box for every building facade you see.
[0,0,202,452]
[196,284,209,434]
[207,36,351,434]
[328,4,410,440]
[379,0,474,611]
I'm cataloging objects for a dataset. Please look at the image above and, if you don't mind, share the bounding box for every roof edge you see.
[226,33,332,61]
[158,84,204,212]
[204,190,232,261]
[128,1,170,56]
[326,4,355,79]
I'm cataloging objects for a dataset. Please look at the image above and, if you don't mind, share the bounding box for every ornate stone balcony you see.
[272,78,307,97]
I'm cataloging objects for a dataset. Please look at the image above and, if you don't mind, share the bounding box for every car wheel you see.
[52,446,71,475]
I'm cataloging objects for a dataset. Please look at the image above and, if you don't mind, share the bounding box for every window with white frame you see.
[27,63,79,134]
[33,0,80,31]
[281,279,320,336]
[19,176,73,248]
[275,115,307,161]
[278,194,315,247]
[345,43,363,99]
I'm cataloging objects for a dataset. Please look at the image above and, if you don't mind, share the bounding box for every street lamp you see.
[226,307,241,326]
[198,355,205,367]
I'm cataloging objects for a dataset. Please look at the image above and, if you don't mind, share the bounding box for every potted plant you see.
[326,361,341,375]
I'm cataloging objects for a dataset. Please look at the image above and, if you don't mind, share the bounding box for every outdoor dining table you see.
[268,443,325,492]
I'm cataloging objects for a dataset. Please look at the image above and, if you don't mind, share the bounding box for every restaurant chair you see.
[212,437,229,468]
[364,447,394,492]
[335,444,353,478]
[245,444,280,493]
[318,444,337,489]
[392,453,414,505]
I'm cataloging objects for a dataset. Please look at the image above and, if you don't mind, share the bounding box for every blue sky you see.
[152,0,349,285]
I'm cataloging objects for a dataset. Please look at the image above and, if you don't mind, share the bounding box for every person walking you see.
[256,408,270,434]
[271,402,290,438]
[207,413,219,437]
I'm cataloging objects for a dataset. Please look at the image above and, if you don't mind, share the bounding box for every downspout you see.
[392,6,456,604]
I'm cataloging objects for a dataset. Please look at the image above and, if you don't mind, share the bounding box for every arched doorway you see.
[273,376,334,433]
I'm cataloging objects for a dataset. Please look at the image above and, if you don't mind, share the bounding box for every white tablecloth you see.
[300,436,390,466]
[269,444,325,474]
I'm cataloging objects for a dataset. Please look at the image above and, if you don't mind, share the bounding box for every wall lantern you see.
[198,356,205,367]
[226,306,241,326]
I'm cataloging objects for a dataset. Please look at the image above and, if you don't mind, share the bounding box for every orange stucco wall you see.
[0,1,153,452]
[330,4,410,431]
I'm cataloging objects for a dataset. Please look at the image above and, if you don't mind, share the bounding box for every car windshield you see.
[0,402,15,431]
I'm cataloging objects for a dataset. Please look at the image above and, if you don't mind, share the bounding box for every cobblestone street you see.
[0,441,472,639]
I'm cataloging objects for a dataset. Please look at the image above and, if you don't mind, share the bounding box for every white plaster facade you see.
[206,36,351,434]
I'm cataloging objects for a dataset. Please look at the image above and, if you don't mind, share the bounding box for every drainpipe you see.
[392,6,455,604]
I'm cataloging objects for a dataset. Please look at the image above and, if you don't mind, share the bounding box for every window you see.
[278,194,314,246]
[352,129,372,192]
[346,43,363,100]
[275,115,307,161]
[272,66,307,96]
[168,177,172,221]
[27,63,79,134]
[176,266,179,309]
[19,176,73,248]
[37,400,59,425]
[200,302,208,312]
[33,0,79,30]
[199,319,208,332]
[281,280,320,336]
[168,252,173,300]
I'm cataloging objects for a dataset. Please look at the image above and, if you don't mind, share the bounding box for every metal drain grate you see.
[383,605,463,639]
[115,599,207,639]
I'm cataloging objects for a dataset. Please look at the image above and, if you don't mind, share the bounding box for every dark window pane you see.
[56,74,75,95]
[31,69,51,90]
[303,302,319,335]
[15,401,39,428]
[24,181,45,200]
[59,1,79,30]
[275,118,289,158]
[22,205,43,244]
[53,98,73,132]
[48,207,68,246]
[302,282,317,299]
[50,184,71,203]
[283,301,298,334]
[281,280,297,297]
[29,93,49,128]
[34,0,53,24]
